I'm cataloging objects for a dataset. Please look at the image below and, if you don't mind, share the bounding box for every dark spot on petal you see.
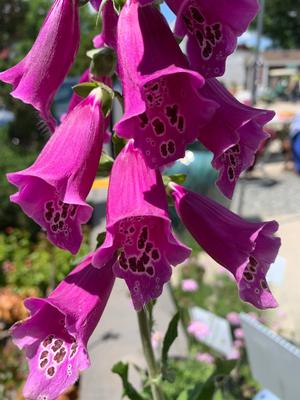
[46,201,54,210]
[42,335,54,347]
[53,212,60,224]
[177,116,185,132]
[40,351,49,359]
[137,259,145,272]
[243,271,254,282]
[145,242,153,253]
[182,14,194,33]
[138,239,146,250]
[249,256,258,266]
[260,279,268,290]
[189,6,205,24]
[231,144,240,154]
[151,83,159,92]
[51,339,63,352]
[128,257,137,272]
[40,359,48,368]
[139,112,149,128]
[152,118,165,136]
[147,94,153,104]
[54,347,67,364]
[165,104,178,125]
[45,211,53,221]
[119,252,128,270]
[212,23,222,40]
[168,140,176,155]
[202,40,213,59]
[146,266,154,276]
[229,154,237,167]
[195,29,204,47]
[151,249,160,261]
[47,367,55,377]
[70,205,78,217]
[51,224,58,232]
[141,252,150,265]
[228,166,235,182]
[160,143,168,158]
[205,26,216,45]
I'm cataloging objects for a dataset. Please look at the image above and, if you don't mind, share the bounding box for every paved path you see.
[80,281,187,400]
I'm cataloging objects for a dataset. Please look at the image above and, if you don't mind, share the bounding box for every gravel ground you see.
[232,161,300,219]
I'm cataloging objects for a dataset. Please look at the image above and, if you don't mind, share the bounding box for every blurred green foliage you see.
[0,228,90,295]
[263,0,300,49]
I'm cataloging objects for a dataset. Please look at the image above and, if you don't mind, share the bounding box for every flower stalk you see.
[137,308,165,400]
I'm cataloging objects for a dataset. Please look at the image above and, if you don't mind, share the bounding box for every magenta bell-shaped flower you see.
[7,89,105,254]
[93,140,191,310]
[11,254,115,400]
[166,0,259,78]
[115,0,217,169]
[198,78,275,198]
[92,0,118,50]
[0,0,80,131]
[171,183,281,310]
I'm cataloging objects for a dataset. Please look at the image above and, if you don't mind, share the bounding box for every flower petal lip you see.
[7,91,104,254]
[167,0,259,78]
[93,141,191,310]
[11,253,115,400]
[198,78,275,199]
[171,183,281,310]
[0,0,80,131]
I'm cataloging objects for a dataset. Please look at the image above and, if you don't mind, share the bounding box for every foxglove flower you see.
[166,0,259,77]
[7,89,105,254]
[93,141,191,310]
[0,0,80,131]
[171,184,281,309]
[199,79,274,198]
[115,1,217,169]
[64,70,112,142]
[12,254,115,400]
[92,0,118,50]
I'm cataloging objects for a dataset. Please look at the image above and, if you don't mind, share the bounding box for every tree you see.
[263,0,300,49]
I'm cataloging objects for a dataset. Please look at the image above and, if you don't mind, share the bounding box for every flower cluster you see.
[1,0,281,398]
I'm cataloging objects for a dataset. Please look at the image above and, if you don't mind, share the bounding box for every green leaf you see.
[98,152,114,177]
[176,360,236,400]
[161,312,180,381]
[112,134,126,157]
[72,82,99,98]
[162,174,187,187]
[112,0,126,13]
[96,231,106,248]
[112,361,146,400]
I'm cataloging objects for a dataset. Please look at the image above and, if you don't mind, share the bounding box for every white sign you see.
[190,307,233,357]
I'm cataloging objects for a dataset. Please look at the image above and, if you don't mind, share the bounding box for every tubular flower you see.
[0,0,80,131]
[93,140,191,310]
[11,254,115,400]
[166,0,259,77]
[198,78,275,199]
[92,0,118,50]
[64,69,112,142]
[7,89,105,254]
[171,184,281,309]
[115,0,217,169]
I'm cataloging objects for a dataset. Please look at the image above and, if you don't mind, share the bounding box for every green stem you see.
[137,308,165,400]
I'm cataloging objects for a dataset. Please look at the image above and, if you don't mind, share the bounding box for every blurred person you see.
[289,113,300,174]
